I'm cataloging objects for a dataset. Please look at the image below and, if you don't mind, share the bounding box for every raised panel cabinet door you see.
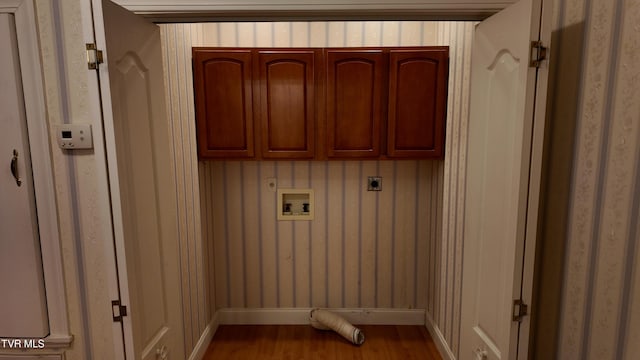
[257,50,317,159]
[193,49,254,158]
[326,50,384,158]
[387,48,449,158]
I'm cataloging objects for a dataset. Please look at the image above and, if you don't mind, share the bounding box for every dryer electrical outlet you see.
[368,176,382,191]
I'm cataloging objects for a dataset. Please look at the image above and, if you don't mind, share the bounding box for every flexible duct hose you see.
[309,309,365,345]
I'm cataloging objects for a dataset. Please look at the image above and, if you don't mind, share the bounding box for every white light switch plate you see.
[56,124,93,150]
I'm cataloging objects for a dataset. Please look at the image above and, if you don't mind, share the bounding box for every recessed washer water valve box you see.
[277,189,314,220]
[56,124,93,150]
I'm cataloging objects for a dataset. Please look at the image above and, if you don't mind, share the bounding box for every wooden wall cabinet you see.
[325,50,384,159]
[193,46,449,160]
[387,48,449,158]
[194,48,318,159]
[325,47,449,159]
[256,50,319,159]
[193,49,255,158]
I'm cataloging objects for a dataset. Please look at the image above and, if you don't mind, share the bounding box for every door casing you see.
[0,0,71,350]
[76,1,551,359]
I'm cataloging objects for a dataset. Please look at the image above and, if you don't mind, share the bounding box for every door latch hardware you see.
[512,299,528,322]
[474,347,488,360]
[10,149,22,187]
[112,300,128,322]
[156,345,168,360]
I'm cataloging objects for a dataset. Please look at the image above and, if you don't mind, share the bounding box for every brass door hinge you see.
[530,41,547,68]
[112,300,128,322]
[86,43,104,70]
[512,299,528,322]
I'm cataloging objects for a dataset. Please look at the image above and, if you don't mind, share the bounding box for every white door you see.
[90,1,185,359]
[0,13,49,338]
[460,0,547,359]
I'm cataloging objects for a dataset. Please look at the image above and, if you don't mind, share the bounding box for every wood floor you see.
[203,325,442,360]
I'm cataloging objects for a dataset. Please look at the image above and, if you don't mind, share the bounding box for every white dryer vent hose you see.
[309,308,365,345]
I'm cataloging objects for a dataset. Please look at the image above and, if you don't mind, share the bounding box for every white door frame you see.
[107,0,516,20]
[77,0,128,358]
[77,1,552,359]
[0,0,71,349]
[517,0,552,356]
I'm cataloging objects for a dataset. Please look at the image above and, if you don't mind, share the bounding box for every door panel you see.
[0,13,49,338]
[257,50,316,159]
[193,49,255,158]
[387,48,448,158]
[326,50,384,158]
[101,1,184,359]
[460,0,542,359]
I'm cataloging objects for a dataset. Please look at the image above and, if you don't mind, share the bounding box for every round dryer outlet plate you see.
[367,176,382,191]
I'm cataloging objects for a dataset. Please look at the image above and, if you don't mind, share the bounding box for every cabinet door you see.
[257,50,317,159]
[387,48,448,158]
[193,49,254,158]
[326,50,384,158]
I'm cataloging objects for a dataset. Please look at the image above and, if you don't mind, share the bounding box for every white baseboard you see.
[191,309,445,359]
[424,312,455,360]
[217,308,425,325]
[188,312,220,360]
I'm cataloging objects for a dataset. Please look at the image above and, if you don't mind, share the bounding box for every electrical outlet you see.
[367,176,382,191]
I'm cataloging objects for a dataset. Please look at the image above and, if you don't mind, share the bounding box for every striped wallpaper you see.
[205,160,435,309]
[160,20,473,359]
[533,0,640,359]
[434,21,474,358]
[160,24,212,357]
